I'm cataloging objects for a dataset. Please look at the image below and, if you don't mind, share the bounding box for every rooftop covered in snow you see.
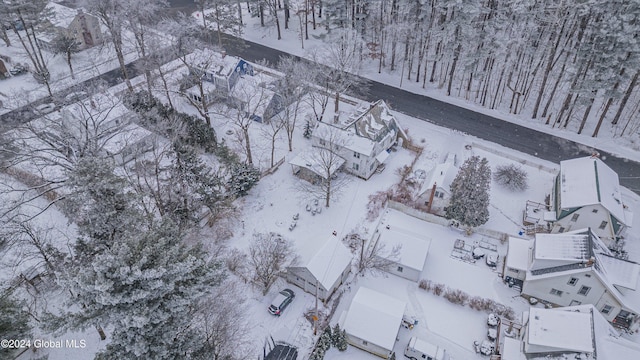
[341,287,406,352]
[376,224,431,272]
[304,237,352,290]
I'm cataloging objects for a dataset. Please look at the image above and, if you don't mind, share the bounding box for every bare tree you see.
[50,33,79,79]
[247,232,297,295]
[494,164,528,191]
[192,279,251,360]
[347,232,401,276]
[296,124,351,208]
[260,112,286,168]
[276,56,309,151]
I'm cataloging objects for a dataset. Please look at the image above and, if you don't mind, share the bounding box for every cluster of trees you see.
[0,84,260,358]
[309,323,348,360]
[256,0,640,138]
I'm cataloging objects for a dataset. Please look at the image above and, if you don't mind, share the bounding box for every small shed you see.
[289,148,345,184]
[341,287,406,358]
[374,226,431,282]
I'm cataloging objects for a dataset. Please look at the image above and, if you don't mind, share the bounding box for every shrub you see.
[432,283,445,296]
[494,164,528,191]
[444,288,469,305]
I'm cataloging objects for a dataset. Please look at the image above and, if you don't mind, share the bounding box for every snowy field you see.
[2,3,640,360]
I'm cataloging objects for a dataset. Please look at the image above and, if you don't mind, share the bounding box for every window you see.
[362,340,368,346]
[570,300,582,306]
[319,139,326,146]
[585,274,591,278]
[352,163,359,171]
[571,213,580,222]
[558,227,566,233]
[592,209,599,213]
[370,163,375,171]
[397,266,403,273]
[439,192,444,198]
[578,286,591,296]
[353,152,360,159]
[602,305,613,314]
[434,191,440,198]
[568,277,578,286]
[599,221,608,230]
[550,288,563,296]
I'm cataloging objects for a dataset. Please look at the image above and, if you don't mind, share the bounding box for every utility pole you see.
[314,279,319,335]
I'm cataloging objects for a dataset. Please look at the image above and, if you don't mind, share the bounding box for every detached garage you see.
[340,287,406,358]
[374,225,431,282]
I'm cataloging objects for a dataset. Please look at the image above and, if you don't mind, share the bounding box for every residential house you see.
[499,305,640,360]
[526,156,632,245]
[38,2,103,51]
[339,287,407,358]
[504,228,640,332]
[416,153,458,215]
[374,210,431,281]
[284,236,351,303]
[312,100,408,180]
[288,147,345,184]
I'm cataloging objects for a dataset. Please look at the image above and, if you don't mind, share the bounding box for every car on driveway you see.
[33,102,56,115]
[268,288,295,316]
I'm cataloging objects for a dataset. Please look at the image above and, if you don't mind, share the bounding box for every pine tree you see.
[332,325,348,351]
[0,292,31,358]
[303,119,313,139]
[227,163,261,198]
[445,156,491,228]
[390,351,396,360]
[309,347,325,360]
[319,326,332,351]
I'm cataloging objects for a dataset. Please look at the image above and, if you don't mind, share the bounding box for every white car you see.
[33,102,56,115]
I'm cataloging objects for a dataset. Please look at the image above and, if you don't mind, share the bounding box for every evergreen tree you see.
[0,292,31,358]
[445,156,491,228]
[309,347,325,360]
[332,324,348,351]
[303,119,313,139]
[319,326,332,351]
[227,163,261,198]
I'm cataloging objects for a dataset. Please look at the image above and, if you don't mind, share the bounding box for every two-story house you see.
[504,228,640,332]
[311,100,408,180]
[548,156,632,245]
[38,2,103,51]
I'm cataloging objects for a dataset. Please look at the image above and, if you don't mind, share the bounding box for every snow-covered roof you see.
[377,225,431,271]
[102,123,153,156]
[342,287,406,351]
[558,157,629,225]
[506,236,532,271]
[534,233,592,262]
[230,74,276,117]
[313,100,400,156]
[44,2,81,29]
[520,305,640,360]
[419,153,458,195]
[185,49,243,80]
[597,254,640,291]
[289,148,345,179]
[525,307,594,354]
[304,237,352,290]
[502,337,526,360]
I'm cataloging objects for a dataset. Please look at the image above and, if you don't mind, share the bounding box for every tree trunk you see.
[542,51,569,121]
[531,19,567,119]
[244,128,253,165]
[66,51,75,79]
[611,70,639,125]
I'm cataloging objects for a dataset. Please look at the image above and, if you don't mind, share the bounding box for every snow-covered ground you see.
[3,4,640,360]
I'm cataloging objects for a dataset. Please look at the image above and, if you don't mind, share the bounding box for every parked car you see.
[33,102,56,115]
[268,288,295,316]
[486,253,498,268]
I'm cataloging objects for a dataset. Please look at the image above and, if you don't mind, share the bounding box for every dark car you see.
[268,289,295,316]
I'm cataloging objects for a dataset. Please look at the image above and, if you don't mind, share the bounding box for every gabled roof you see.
[376,226,431,271]
[185,49,244,80]
[419,153,458,196]
[44,2,80,29]
[529,229,609,273]
[342,287,406,351]
[313,100,401,156]
[288,148,345,179]
[506,236,532,271]
[305,237,352,290]
[558,157,629,225]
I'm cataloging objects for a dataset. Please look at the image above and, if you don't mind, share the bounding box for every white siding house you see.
[284,237,351,302]
[500,305,640,360]
[505,228,640,332]
[549,156,632,245]
[374,224,431,282]
[416,153,458,215]
[311,100,408,180]
[38,2,103,51]
[340,287,406,358]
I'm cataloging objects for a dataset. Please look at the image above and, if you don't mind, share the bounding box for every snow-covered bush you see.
[367,190,390,221]
[494,164,528,191]
[418,279,430,291]
[444,288,469,305]
[332,324,348,351]
[432,282,446,296]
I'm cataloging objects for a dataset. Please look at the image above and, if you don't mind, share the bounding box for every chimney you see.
[221,50,226,58]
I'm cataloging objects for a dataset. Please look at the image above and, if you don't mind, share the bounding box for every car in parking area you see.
[268,288,295,316]
[63,91,88,104]
[33,102,56,115]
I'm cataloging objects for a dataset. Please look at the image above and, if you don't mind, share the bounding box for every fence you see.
[261,156,286,178]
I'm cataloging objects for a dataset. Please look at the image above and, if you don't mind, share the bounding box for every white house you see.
[500,305,640,360]
[504,228,640,332]
[340,287,406,358]
[540,156,632,245]
[374,223,431,282]
[416,153,458,215]
[38,2,103,51]
[312,100,408,180]
[284,237,351,302]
